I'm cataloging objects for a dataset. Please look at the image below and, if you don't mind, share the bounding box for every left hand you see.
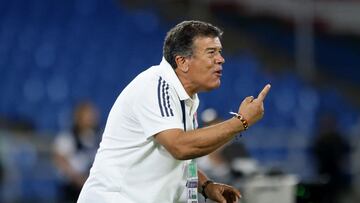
[204,182,241,203]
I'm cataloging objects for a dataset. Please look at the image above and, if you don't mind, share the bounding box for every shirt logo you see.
[157,77,174,117]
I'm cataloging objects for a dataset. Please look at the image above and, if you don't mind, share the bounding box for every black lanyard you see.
[180,100,186,131]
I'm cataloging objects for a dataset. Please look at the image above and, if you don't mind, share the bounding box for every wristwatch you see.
[200,180,214,201]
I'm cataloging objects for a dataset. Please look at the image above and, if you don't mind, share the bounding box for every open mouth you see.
[215,70,222,77]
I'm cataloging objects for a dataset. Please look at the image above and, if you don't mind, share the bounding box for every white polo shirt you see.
[78,58,199,203]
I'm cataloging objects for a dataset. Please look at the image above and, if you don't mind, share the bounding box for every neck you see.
[175,69,197,97]
[181,80,197,98]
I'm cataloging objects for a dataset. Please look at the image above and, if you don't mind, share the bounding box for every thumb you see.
[244,96,254,103]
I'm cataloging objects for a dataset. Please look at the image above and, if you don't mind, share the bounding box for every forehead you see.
[192,36,222,51]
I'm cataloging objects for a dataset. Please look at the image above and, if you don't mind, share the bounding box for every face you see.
[75,104,99,130]
[186,36,225,93]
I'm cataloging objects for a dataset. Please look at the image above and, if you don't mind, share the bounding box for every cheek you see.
[190,59,213,80]
[200,60,213,74]
[201,69,213,81]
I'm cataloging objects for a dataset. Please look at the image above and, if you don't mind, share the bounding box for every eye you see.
[207,50,216,57]
[206,48,222,57]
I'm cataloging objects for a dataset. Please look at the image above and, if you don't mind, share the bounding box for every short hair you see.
[163,20,223,69]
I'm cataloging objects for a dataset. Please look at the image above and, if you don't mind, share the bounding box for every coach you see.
[78,20,270,203]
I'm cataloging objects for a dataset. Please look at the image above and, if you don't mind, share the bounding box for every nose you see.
[215,53,225,65]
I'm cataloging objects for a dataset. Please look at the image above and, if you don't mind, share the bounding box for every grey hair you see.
[163,20,223,69]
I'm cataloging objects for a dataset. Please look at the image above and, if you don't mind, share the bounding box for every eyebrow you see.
[205,47,222,52]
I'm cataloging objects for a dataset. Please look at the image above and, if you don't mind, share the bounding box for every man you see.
[78,20,270,203]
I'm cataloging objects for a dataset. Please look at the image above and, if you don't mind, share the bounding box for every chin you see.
[205,81,221,91]
[214,79,221,88]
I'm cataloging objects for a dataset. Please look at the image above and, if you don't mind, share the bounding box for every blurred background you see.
[0,0,359,202]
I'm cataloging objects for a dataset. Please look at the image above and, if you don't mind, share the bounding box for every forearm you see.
[198,169,210,187]
[174,117,244,159]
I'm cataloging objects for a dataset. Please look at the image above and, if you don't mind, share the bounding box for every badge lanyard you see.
[181,100,199,203]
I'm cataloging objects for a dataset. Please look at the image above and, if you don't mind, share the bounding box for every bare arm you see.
[155,84,271,160]
[154,118,243,160]
[198,169,210,188]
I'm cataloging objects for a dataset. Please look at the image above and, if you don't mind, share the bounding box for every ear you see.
[175,55,189,72]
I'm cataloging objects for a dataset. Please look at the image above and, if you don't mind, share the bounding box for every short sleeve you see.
[133,77,183,139]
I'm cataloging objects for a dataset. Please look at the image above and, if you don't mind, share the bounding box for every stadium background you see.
[0,0,359,202]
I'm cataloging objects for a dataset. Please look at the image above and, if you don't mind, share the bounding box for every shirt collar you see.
[159,57,192,101]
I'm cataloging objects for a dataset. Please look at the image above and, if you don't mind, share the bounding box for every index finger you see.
[257,84,271,101]
[228,185,242,199]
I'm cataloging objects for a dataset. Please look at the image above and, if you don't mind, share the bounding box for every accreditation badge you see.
[186,159,198,203]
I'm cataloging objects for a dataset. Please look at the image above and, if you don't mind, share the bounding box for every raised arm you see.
[155,84,271,160]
